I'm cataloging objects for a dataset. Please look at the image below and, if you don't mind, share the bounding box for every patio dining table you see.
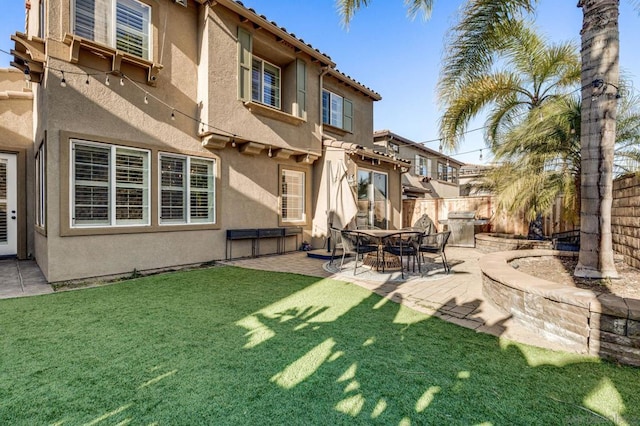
[352,228,424,276]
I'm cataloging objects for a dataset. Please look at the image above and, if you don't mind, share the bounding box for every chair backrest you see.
[330,227,343,247]
[421,231,450,254]
[340,230,358,254]
[440,231,451,248]
[384,231,422,248]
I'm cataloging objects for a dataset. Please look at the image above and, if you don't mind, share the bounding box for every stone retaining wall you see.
[475,233,553,254]
[612,173,640,269]
[480,250,640,366]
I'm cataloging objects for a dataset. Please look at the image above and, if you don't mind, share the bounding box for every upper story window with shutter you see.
[237,27,307,122]
[73,0,151,60]
[252,57,281,109]
[322,89,353,132]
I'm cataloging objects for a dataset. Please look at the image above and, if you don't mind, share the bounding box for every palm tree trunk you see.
[575,0,619,278]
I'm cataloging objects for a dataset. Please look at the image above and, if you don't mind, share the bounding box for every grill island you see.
[439,211,489,247]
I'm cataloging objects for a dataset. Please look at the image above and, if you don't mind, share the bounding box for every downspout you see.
[319,65,331,245]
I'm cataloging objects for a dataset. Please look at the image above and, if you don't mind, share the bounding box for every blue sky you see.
[1,1,639,165]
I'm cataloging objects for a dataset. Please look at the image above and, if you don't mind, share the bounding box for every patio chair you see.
[382,231,422,279]
[340,230,379,274]
[329,227,343,265]
[418,231,451,274]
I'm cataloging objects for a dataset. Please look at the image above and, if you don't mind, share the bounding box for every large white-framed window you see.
[322,89,353,132]
[73,0,151,60]
[160,154,215,225]
[252,57,281,109]
[35,141,46,228]
[71,139,150,227]
[281,169,305,222]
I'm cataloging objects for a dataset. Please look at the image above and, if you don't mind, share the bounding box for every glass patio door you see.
[356,169,388,229]
[0,153,17,256]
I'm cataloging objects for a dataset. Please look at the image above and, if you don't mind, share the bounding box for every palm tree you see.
[438,22,580,239]
[481,88,640,235]
[482,96,582,235]
[438,23,580,150]
[575,0,620,278]
[337,0,622,278]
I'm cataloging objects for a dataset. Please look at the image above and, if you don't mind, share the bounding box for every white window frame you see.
[251,57,281,109]
[322,89,343,128]
[72,0,152,60]
[414,155,428,176]
[159,154,216,225]
[35,141,46,228]
[70,139,150,228]
[281,169,305,223]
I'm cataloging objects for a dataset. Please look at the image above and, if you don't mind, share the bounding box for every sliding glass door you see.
[356,169,388,229]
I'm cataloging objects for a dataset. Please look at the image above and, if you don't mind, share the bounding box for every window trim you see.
[414,155,428,176]
[322,89,353,132]
[71,0,152,60]
[70,139,151,228]
[59,131,221,237]
[35,139,46,231]
[278,165,310,226]
[159,153,216,226]
[251,56,281,109]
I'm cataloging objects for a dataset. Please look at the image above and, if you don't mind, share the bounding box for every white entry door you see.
[0,153,17,256]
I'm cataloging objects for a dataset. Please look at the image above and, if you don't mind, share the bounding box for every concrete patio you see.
[0,258,52,299]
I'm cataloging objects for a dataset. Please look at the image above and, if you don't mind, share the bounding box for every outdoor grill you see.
[439,211,489,247]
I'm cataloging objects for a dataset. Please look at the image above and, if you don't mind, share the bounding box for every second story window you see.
[437,162,448,181]
[414,155,428,176]
[322,90,353,132]
[73,0,151,60]
[252,57,281,109]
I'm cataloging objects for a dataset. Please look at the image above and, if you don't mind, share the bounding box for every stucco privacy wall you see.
[612,173,640,269]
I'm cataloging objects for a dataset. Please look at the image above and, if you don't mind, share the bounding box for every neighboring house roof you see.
[323,139,411,168]
[403,185,432,194]
[460,163,493,177]
[374,129,465,166]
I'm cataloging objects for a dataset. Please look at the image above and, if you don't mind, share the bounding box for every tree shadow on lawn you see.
[0,266,638,425]
[231,274,639,425]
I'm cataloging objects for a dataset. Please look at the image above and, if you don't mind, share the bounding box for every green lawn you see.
[1,266,638,425]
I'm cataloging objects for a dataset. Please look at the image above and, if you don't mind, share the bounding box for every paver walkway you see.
[222,247,571,353]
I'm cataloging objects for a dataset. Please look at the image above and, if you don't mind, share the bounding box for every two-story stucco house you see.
[3,0,408,282]
[373,130,463,199]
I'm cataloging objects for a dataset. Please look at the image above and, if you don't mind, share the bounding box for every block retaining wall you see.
[612,173,640,269]
[475,233,553,254]
[480,250,640,366]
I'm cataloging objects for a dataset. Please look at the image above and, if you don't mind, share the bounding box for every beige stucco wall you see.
[322,75,376,148]
[26,0,383,282]
[0,68,35,259]
[204,5,323,155]
[35,1,324,281]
